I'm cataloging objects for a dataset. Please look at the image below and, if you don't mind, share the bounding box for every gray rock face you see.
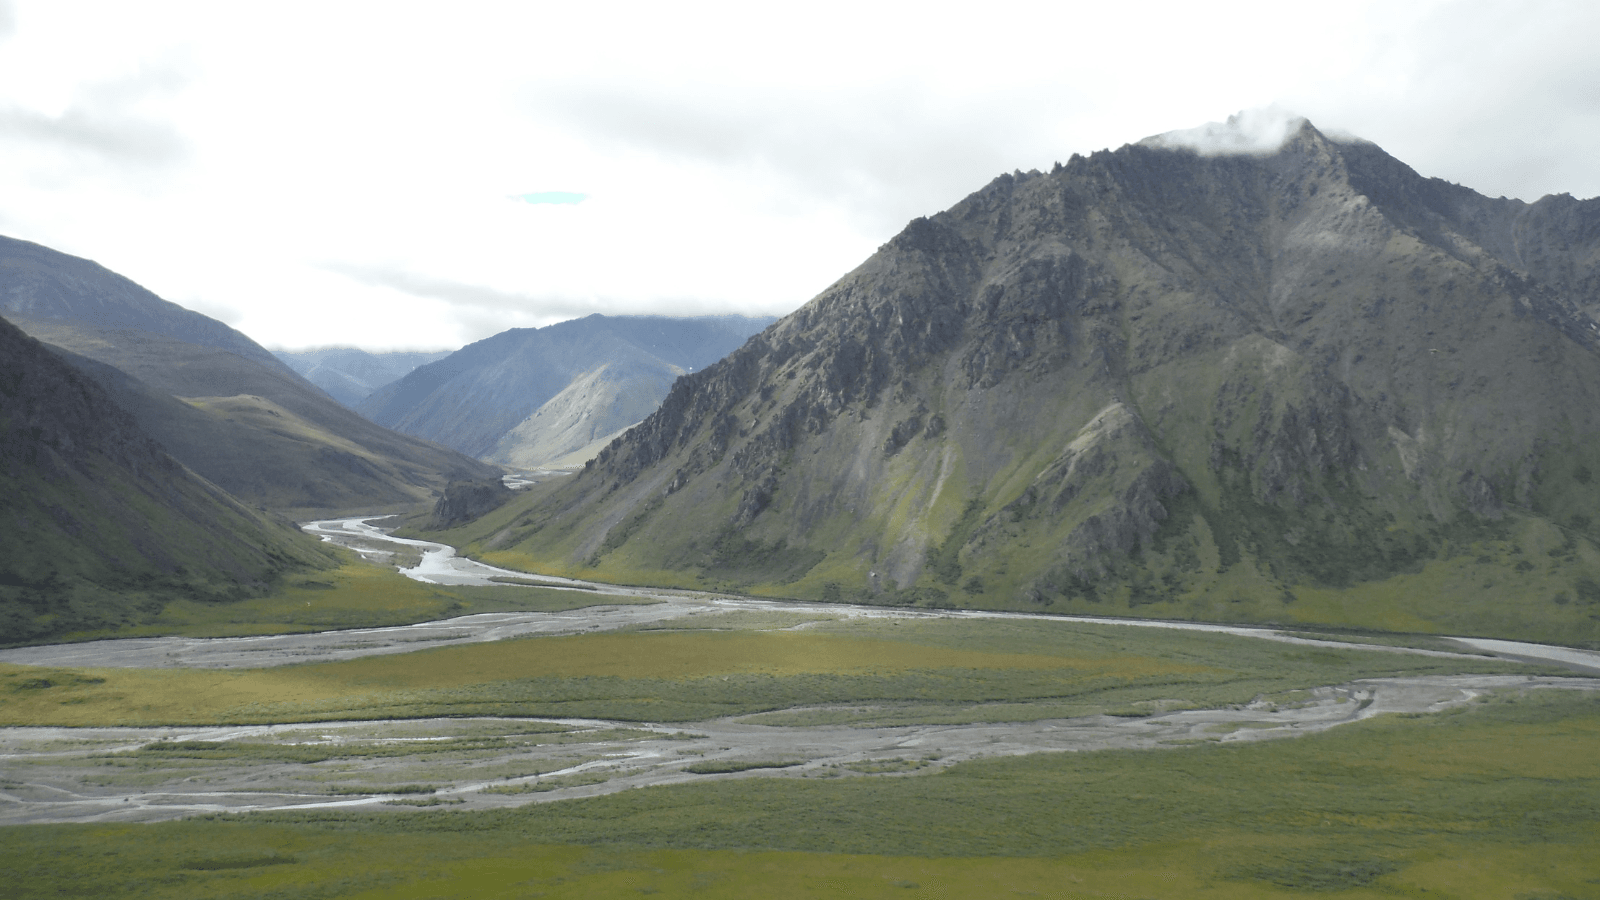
[429,478,515,529]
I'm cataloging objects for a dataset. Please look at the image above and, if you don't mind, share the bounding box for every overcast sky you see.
[1,0,1596,351]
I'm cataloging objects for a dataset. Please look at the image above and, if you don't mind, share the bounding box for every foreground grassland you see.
[44,561,630,644]
[4,689,1598,898]
[0,616,1553,727]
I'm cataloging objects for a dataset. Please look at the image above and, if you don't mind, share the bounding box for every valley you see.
[5,113,1600,897]
[1,521,1593,833]
[2,519,1598,896]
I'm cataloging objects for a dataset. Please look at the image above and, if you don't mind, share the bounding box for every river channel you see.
[0,516,1597,825]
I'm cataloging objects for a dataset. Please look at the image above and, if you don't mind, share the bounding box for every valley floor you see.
[2,518,1598,897]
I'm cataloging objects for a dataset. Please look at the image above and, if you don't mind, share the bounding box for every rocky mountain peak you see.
[460,120,1600,643]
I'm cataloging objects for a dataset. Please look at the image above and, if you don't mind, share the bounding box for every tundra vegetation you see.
[1,670,1596,898]
[4,588,1597,898]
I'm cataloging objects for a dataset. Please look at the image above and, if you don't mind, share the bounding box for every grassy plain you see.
[3,688,1598,898]
[45,561,632,643]
[0,616,1553,727]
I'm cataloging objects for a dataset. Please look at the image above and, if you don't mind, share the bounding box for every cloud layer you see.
[0,1,1595,350]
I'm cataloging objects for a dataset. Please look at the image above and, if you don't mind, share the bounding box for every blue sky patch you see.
[511,191,587,205]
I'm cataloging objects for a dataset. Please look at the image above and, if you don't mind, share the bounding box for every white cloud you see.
[0,0,1594,350]
[1138,107,1308,157]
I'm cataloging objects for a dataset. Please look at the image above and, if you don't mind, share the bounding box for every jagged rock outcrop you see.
[430,478,514,529]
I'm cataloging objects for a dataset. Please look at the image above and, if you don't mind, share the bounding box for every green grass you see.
[3,687,1597,898]
[1278,629,1493,653]
[0,617,1561,728]
[682,759,800,774]
[40,561,650,644]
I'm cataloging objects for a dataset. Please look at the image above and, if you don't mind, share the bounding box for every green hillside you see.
[0,315,338,644]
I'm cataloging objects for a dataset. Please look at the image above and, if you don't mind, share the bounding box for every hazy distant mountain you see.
[0,237,497,512]
[0,315,335,644]
[273,347,453,407]
[360,314,775,467]
[439,118,1600,645]
[486,357,682,469]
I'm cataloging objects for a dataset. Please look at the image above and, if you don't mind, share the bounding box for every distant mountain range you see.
[0,315,336,644]
[0,235,496,513]
[359,314,775,468]
[434,117,1600,646]
[273,347,453,408]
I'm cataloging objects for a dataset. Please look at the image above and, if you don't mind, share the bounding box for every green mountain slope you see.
[0,316,337,645]
[10,317,497,513]
[431,118,1600,645]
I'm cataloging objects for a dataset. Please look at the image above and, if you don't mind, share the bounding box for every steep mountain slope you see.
[273,347,453,407]
[438,118,1600,645]
[0,237,496,512]
[0,316,337,644]
[360,314,775,465]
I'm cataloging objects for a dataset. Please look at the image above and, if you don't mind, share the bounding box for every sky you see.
[0,1,1596,351]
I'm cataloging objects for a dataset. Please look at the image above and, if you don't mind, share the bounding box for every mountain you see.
[0,235,296,375]
[433,116,1600,645]
[359,314,776,467]
[0,237,497,513]
[273,347,453,407]
[0,315,337,645]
